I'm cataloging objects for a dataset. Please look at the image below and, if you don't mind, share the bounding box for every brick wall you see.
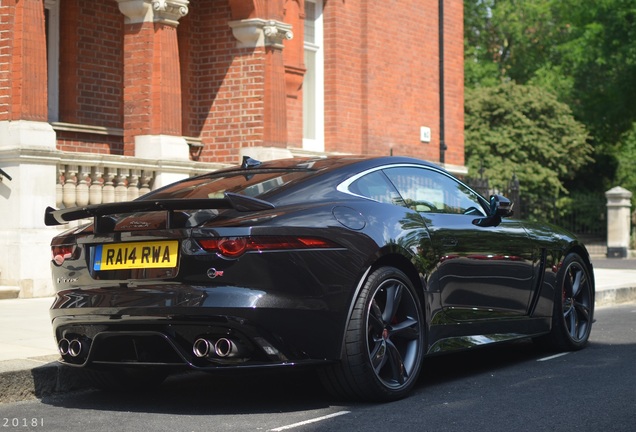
[0,1,13,122]
[323,0,366,155]
[442,0,465,167]
[56,132,124,155]
[191,2,267,164]
[58,0,124,154]
[2,0,464,168]
[59,0,123,129]
[2,0,48,122]
[323,0,464,166]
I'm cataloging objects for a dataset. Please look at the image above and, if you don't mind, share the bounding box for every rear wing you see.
[44,192,275,226]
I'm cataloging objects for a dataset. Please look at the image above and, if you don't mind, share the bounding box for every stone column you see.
[0,0,58,298]
[606,186,633,258]
[229,0,294,160]
[116,0,190,187]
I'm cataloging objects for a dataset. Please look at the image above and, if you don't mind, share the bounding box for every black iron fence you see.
[465,175,607,240]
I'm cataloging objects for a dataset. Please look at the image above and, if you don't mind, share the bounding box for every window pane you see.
[305,2,316,44]
[385,167,487,216]
[303,49,316,139]
[349,171,403,205]
[303,0,323,150]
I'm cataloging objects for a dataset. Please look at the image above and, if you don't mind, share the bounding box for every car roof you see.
[213,155,443,175]
[136,154,452,209]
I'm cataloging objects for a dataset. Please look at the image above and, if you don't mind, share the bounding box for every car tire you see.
[538,253,594,351]
[320,266,425,402]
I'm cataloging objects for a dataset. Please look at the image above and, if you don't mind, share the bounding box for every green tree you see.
[464,0,565,88]
[464,0,636,193]
[464,0,500,88]
[541,0,636,192]
[465,83,592,218]
[551,0,636,147]
[615,123,636,199]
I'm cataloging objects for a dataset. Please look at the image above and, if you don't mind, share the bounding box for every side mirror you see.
[473,195,514,227]
[489,194,514,218]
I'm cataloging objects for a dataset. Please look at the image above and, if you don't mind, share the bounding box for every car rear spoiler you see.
[44,192,275,226]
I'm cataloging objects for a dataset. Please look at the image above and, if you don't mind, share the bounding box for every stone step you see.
[0,286,20,300]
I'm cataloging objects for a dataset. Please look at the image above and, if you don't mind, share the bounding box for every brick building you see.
[0,0,464,297]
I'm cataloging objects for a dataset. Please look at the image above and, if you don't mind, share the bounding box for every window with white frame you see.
[44,0,60,122]
[303,0,324,152]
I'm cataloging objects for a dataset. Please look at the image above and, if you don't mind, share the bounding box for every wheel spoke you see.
[389,317,419,341]
[382,283,403,323]
[571,269,583,298]
[369,299,385,333]
[370,339,387,372]
[566,306,579,337]
[564,272,574,299]
[385,340,406,384]
[574,299,590,322]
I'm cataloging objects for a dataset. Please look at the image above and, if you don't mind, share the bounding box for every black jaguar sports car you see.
[45,155,594,401]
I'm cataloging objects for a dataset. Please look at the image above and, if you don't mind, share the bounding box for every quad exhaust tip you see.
[193,337,241,359]
[58,338,70,356]
[58,337,86,358]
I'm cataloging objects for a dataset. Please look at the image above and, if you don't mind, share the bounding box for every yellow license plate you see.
[93,240,179,271]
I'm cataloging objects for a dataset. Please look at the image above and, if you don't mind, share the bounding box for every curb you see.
[0,357,91,404]
[595,286,636,308]
[0,286,20,300]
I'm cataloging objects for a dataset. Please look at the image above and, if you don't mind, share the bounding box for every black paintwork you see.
[46,155,594,372]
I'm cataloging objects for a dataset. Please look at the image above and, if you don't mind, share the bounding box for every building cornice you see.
[229,19,293,49]
[116,0,189,26]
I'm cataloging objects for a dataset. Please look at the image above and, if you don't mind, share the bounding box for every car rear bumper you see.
[50,284,349,370]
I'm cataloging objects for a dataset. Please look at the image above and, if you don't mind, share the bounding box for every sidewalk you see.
[1,263,635,403]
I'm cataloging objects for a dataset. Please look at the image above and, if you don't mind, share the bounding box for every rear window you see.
[141,170,314,200]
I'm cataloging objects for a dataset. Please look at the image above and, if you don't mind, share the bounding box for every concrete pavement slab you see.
[0,297,57,362]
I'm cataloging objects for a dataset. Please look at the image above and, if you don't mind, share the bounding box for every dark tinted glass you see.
[142,170,313,200]
[384,167,487,216]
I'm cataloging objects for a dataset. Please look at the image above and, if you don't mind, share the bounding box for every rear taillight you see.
[197,236,339,258]
[51,245,77,266]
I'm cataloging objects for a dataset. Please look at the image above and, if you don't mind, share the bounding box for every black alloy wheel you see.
[539,253,594,351]
[320,266,425,401]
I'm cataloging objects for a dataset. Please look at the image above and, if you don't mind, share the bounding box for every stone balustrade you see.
[55,153,228,210]
[56,166,155,209]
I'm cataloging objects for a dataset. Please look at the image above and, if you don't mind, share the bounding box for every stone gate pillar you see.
[606,186,633,258]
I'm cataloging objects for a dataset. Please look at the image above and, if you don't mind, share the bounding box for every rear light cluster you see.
[197,236,339,258]
[51,245,77,266]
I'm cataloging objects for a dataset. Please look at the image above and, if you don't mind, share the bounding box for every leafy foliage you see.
[465,83,592,217]
[465,0,636,195]
[615,123,636,201]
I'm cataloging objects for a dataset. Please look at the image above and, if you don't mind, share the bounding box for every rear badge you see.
[207,268,224,279]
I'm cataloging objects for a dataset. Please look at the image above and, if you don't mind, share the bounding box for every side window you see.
[349,170,403,205]
[384,167,487,216]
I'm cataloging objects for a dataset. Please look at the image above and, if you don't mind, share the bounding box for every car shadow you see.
[417,339,541,388]
[38,339,556,415]
[39,367,336,414]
